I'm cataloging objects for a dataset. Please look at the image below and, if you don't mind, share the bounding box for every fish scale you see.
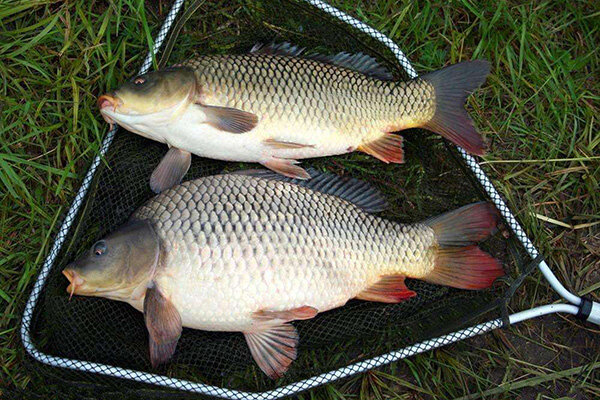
[182,54,435,144]
[132,174,435,332]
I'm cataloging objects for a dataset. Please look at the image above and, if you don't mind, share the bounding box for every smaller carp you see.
[98,43,490,192]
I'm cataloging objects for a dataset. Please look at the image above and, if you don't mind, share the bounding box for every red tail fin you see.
[421,60,490,156]
[424,203,504,290]
[425,202,499,246]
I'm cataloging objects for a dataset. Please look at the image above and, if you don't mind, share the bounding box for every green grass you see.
[1,0,599,398]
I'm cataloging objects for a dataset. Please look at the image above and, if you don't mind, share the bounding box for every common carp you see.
[63,170,503,378]
[98,43,490,192]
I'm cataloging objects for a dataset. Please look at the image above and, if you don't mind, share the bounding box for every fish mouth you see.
[63,268,85,300]
[97,93,122,127]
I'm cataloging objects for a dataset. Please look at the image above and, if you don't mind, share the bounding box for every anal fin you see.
[150,147,191,193]
[358,133,404,163]
[261,158,311,179]
[356,275,416,303]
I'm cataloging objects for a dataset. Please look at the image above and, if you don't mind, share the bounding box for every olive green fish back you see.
[183,52,435,140]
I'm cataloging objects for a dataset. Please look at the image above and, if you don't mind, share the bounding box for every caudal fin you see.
[424,202,504,290]
[422,60,490,156]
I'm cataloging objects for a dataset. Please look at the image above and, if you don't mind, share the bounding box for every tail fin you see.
[424,202,504,290]
[422,60,490,156]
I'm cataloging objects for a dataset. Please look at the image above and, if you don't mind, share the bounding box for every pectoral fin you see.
[144,281,182,368]
[244,324,298,379]
[356,275,416,303]
[261,158,311,179]
[149,147,191,193]
[197,104,258,133]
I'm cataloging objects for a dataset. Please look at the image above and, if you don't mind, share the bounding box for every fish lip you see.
[62,268,74,282]
[63,268,85,299]
[97,93,122,127]
[97,92,120,111]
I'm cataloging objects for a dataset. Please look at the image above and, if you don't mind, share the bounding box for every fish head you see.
[63,220,160,301]
[98,67,197,132]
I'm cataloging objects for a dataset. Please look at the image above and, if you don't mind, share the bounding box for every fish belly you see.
[154,235,379,332]
[166,105,365,163]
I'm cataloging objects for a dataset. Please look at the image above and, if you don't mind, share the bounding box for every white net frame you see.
[20,0,598,398]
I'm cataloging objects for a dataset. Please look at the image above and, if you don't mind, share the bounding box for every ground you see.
[1,0,599,399]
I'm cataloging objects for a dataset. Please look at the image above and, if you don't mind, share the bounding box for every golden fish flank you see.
[98,43,491,193]
[63,170,504,379]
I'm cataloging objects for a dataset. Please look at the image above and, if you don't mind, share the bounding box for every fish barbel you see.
[98,43,490,192]
[63,170,504,378]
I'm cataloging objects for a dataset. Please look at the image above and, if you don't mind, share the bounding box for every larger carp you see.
[98,43,490,192]
[63,170,503,378]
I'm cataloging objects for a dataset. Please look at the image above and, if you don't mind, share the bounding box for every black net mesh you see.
[23,0,531,398]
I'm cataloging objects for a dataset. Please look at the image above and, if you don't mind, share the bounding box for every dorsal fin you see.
[309,52,394,80]
[233,169,387,213]
[250,42,305,57]
[250,42,394,81]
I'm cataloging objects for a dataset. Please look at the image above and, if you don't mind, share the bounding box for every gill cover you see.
[63,220,160,299]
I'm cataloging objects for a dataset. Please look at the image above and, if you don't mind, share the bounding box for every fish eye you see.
[133,76,146,85]
[93,241,107,256]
